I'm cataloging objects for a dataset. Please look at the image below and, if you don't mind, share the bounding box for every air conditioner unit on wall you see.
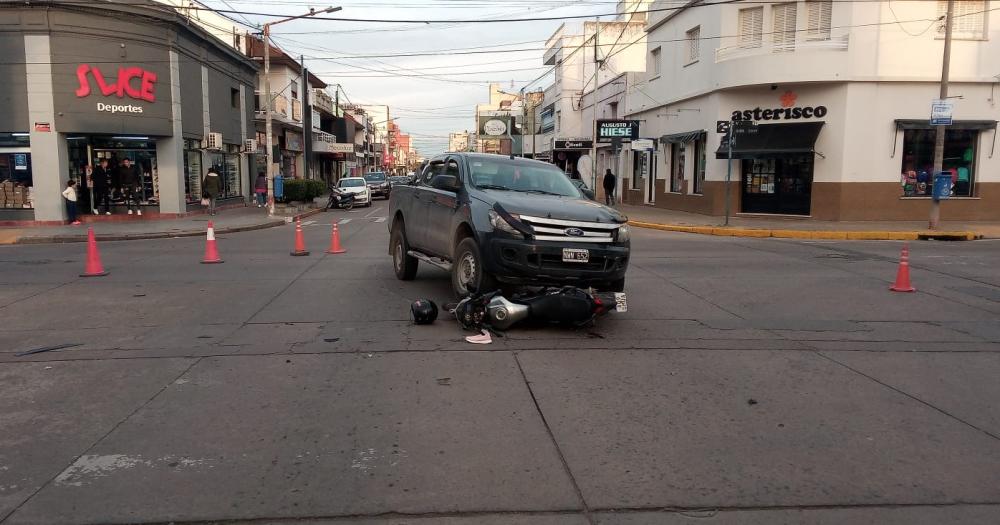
[204,132,223,150]
[243,138,257,153]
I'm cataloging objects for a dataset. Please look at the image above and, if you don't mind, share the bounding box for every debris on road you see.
[747,398,759,406]
[436,377,451,386]
[324,338,340,343]
[15,343,81,357]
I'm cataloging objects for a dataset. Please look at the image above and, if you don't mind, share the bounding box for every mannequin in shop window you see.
[117,158,142,216]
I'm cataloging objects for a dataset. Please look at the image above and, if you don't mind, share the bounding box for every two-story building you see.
[0,0,258,222]
[621,0,1000,220]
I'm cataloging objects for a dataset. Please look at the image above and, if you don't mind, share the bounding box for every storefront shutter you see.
[738,7,764,48]
[937,0,986,38]
[773,3,798,51]
[806,0,833,40]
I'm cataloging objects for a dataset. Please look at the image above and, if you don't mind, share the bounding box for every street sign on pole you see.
[930,99,954,126]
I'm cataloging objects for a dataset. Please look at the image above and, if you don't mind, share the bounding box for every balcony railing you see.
[254,92,290,119]
[715,33,849,63]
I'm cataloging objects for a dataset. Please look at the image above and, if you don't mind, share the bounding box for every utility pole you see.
[262,6,340,217]
[301,55,312,181]
[930,0,954,230]
[590,16,600,191]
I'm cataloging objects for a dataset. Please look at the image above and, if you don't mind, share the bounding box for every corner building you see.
[619,0,1000,220]
[0,0,258,221]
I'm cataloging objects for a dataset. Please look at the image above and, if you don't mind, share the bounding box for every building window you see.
[938,0,987,39]
[631,151,642,190]
[609,102,618,119]
[900,128,978,197]
[650,47,661,76]
[686,26,701,63]
[806,0,833,41]
[231,88,240,109]
[693,135,706,194]
[773,3,798,52]
[556,110,562,133]
[291,86,298,100]
[670,142,685,193]
[738,7,764,48]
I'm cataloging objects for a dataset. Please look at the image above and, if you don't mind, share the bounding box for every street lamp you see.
[263,6,341,216]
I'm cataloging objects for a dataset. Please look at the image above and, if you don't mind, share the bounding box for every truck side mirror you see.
[431,174,461,191]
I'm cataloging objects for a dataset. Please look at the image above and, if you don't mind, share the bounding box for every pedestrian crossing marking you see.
[373,217,386,223]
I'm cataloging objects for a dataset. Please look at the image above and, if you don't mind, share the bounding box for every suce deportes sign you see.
[731,91,827,122]
[75,64,157,114]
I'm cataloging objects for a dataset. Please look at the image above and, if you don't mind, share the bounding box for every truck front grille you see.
[518,215,622,243]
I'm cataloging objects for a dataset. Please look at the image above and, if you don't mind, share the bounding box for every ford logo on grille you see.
[564,227,585,237]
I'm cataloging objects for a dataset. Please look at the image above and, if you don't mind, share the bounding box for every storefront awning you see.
[895,119,997,130]
[660,130,706,144]
[715,122,824,159]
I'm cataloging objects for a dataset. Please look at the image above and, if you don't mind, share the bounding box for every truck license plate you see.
[562,248,589,263]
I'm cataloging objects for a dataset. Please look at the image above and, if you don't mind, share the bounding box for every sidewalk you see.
[0,206,323,245]
[621,204,999,240]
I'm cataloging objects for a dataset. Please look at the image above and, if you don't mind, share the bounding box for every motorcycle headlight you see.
[616,224,630,243]
[488,209,523,238]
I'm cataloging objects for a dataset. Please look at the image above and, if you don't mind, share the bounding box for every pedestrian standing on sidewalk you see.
[117,158,142,216]
[603,168,617,206]
[202,167,221,215]
[254,172,267,208]
[62,180,81,225]
[91,158,112,215]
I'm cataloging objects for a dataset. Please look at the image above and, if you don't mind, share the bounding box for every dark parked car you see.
[388,153,630,296]
[364,172,390,199]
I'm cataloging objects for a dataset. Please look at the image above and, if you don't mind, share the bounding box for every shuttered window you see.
[806,0,833,40]
[772,3,798,51]
[686,26,701,62]
[650,47,661,75]
[938,0,987,39]
[738,7,764,48]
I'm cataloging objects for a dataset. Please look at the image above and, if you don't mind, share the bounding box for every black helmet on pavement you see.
[411,299,438,324]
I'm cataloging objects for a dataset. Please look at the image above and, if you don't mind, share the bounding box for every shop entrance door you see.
[740,155,813,215]
[93,148,158,205]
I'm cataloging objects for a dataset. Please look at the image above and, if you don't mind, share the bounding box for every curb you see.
[10,208,325,245]
[627,220,981,241]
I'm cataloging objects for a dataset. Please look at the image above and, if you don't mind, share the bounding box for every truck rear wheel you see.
[452,237,497,297]
[391,222,418,280]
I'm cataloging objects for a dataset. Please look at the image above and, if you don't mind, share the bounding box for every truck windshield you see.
[469,158,581,198]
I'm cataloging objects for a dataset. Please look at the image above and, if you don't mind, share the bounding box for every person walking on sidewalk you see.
[117,158,142,216]
[254,172,267,208]
[202,167,221,215]
[62,180,81,225]
[603,168,617,206]
[91,158,112,215]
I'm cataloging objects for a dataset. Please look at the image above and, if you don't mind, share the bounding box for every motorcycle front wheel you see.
[341,199,354,211]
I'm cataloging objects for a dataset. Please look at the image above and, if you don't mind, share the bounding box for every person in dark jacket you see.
[202,167,222,215]
[90,158,112,215]
[603,168,617,206]
[117,158,142,215]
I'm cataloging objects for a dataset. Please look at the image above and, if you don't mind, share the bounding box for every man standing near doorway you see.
[91,158,112,215]
[117,158,142,216]
[603,168,617,206]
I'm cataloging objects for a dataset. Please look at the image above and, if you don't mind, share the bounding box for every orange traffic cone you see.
[325,221,346,254]
[201,220,224,264]
[80,227,109,277]
[290,217,310,256]
[890,243,915,292]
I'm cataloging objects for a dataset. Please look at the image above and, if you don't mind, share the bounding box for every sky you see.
[201,0,619,155]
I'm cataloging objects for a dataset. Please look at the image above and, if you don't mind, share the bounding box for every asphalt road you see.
[1,200,999,524]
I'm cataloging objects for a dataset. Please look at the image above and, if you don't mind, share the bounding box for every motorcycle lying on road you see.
[327,187,356,210]
[447,286,627,333]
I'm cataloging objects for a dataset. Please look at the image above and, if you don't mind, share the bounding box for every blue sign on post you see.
[932,172,952,202]
[930,100,953,126]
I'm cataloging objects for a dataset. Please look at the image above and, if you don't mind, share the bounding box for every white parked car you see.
[337,177,372,207]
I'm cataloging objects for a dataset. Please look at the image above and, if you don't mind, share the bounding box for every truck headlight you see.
[489,209,523,238]
[616,224,630,242]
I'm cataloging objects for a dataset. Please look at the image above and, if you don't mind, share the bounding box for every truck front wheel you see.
[391,222,418,280]
[452,237,497,297]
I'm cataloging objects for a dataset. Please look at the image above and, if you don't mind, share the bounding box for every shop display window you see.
[207,145,242,199]
[670,142,685,193]
[184,140,203,204]
[693,136,706,195]
[900,128,977,197]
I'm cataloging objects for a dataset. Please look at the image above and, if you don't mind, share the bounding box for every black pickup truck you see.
[388,153,630,296]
